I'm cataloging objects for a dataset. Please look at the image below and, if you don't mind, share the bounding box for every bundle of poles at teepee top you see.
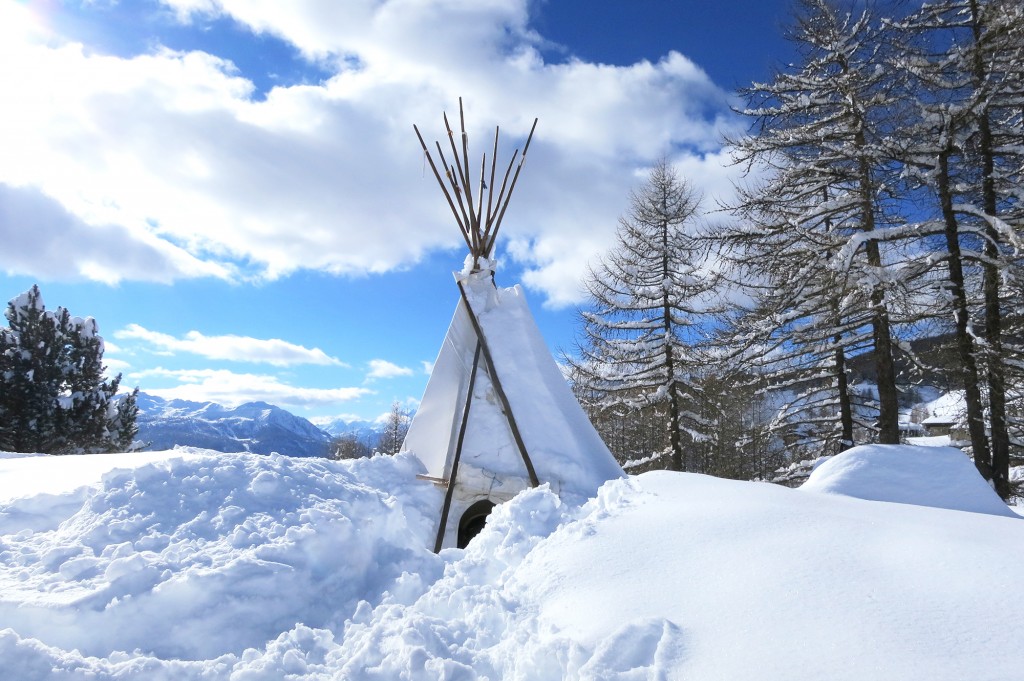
[414,98,538,272]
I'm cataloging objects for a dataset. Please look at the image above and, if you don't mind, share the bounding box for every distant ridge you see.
[135,393,335,458]
[310,414,382,441]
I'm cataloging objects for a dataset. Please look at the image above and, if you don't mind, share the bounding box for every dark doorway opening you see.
[457,499,496,549]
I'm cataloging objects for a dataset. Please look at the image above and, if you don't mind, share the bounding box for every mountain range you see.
[135,393,381,458]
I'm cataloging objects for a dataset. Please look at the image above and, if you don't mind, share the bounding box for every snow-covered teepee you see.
[406,101,624,551]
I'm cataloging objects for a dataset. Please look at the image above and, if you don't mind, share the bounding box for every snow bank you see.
[1,449,1022,679]
[801,444,1017,517]
[0,450,442,661]
[0,450,204,502]
[504,472,1024,680]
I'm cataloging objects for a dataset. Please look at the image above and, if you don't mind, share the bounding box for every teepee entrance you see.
[457,499,495,548]
[405,100,624,552]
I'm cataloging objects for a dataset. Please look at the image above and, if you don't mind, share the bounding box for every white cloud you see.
[366,359,414,380]
[0,0,743,306]
[131,367,371,407]
[103,357,132,377]
[115,323,343,366]
[0,184,231,284]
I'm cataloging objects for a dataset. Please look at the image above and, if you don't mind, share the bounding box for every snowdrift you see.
[802,443,1017,517]
[0,446,1021,680]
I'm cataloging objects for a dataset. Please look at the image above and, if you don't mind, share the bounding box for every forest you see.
[568,0,1023,500]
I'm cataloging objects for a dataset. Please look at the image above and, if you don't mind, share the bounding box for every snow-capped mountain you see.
[310,414,382,441]
[135,393,333,458]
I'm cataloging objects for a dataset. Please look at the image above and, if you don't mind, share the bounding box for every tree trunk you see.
[825,187,855,452]
[854,134,900,444]
[667,372,683,472]
[969,0,1011,499]
[835,343,855,451]
[662,213,684,472]
[867,280,901,445]
[937,148,993,479]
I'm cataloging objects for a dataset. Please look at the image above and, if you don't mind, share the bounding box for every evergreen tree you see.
[567,362,673,469]
[0,285,138,454]
[724,0,912,446]
[890,0,1024,495]
[570,159,718,472]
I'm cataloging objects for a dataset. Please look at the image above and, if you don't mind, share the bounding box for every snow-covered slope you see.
[0,444,1020,679]
[136,393,332,457]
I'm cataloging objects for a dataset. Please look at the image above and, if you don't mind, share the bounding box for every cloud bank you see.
[130,367,372,408]
[366,359,415,380]
[116,324,344,366]
[0,0,740,306]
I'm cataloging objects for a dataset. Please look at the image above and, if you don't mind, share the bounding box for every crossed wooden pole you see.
[413,98,538,271]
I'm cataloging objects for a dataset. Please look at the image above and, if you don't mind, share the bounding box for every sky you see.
[0,0,794,425]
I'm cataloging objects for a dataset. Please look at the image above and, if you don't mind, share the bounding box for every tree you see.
[724,0,913,446]
[568,362,674,469]
[375,400,411,455]
[570,159,718,471]
[890,0,1024,495]
[331,432,374,460]
[0,285,138,454]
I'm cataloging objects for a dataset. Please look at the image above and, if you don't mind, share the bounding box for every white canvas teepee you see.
[407,101,624,550]
[403,267,624,549]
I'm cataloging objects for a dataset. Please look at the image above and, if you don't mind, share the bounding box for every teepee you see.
[406,100,623,551]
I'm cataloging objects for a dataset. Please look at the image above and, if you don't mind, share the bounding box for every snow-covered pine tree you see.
[889,0,1024,496]
[724,0,910,446]
[569,159,718,472]
[717,182,877,455]
[0,285,138,454]
[566,360,669,468]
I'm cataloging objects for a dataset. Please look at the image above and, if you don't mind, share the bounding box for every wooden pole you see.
[432,342,483,553]
[458,99,477,246]
[457,280,540,488]
[415,103,537,265]
[486,117,538,257]
[413,123,470,249]
[484,149,518,254]
[434,142,474,247]
[485,126,499,235]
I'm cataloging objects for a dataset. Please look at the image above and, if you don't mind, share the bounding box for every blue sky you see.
[0,0,792,425]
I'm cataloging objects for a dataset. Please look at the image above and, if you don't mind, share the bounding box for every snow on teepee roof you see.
[406,101,623,551]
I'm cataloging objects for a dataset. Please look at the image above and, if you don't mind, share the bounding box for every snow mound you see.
[0,450,442,660]
[285,471,1024,680]
[1,450,1023,679]
[801,444,1017,517]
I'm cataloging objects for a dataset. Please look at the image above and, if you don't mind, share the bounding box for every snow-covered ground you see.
[0,444,1021,679]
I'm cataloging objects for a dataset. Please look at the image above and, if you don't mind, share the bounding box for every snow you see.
[801,443,1017,518]
[0,445,1021,679]
[919,389,965,425]
[0,450,205,501]
[905,434,952,447]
